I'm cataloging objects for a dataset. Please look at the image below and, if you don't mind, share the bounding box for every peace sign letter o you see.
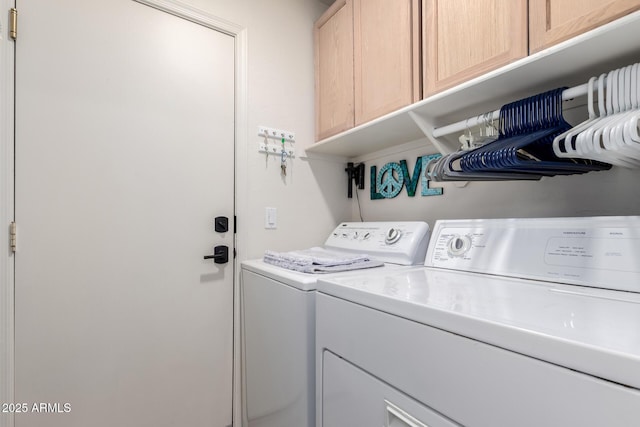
[377,162,404,198]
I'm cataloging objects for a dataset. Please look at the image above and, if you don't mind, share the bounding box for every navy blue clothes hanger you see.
[494,89,609,174]
[457,88,611,178]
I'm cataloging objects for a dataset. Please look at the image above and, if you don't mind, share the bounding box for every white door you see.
[14,1,235,426]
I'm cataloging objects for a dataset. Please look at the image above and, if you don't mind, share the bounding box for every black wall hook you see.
[345,162,365,198]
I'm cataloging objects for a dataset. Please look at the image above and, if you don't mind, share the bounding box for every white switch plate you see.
[265,207,277,229]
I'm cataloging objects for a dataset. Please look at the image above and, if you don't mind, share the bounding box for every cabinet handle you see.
[385,400,429,427]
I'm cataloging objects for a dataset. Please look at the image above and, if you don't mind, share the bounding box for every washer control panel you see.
[426,216,640,293]
[325,222,430,265]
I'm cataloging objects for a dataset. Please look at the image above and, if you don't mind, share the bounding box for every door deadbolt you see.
[214,216,229,233]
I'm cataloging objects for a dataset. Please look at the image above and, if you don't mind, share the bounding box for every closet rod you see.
[431,82,590,138]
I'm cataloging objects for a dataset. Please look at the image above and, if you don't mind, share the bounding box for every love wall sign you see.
[370,154,443,200]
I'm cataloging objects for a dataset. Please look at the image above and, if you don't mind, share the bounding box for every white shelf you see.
[305,11,640,159]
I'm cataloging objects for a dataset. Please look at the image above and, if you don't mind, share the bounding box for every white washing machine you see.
[316,216,640,427]
[240,221,431,427]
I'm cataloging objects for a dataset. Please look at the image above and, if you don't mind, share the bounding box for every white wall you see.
[181,0,349,259]
[350,137,640,227]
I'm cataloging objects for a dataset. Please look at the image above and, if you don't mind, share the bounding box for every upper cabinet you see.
[354,0,421,126]
[423,0,528,96]
[529,0,640,53]
[315,0,420,140]
[310,1,640,156]
[315,0,355,141]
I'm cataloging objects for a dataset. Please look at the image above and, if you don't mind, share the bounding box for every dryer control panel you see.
[426,216,640,293]
[324,222,430,265]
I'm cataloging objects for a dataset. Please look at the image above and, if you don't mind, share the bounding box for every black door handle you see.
[204,245,228,264]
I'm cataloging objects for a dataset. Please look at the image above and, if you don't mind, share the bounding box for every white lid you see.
[317,267,640,390]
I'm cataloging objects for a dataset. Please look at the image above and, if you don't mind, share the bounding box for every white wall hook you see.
[258,126,296,143]
[259,143,296,158]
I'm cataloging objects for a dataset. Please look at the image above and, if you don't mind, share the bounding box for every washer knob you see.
[447,235,472,256]
[385,228,402,245]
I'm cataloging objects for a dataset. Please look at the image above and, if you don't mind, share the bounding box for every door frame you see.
[1,1,16,426]
[0,1,248,426]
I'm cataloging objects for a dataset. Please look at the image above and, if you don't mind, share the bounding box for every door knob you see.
[204,245,229,264]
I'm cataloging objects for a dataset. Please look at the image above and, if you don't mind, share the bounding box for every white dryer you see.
[316,216,640,427]
[240,221,431,427]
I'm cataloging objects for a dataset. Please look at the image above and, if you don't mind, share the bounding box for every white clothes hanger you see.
[552,76,597,158]
[605,64,640,161]
[593,67,640,166]
[597,64,640,165]
[574,71,610,161]
[617,63,640,158]
[575,68,638,166]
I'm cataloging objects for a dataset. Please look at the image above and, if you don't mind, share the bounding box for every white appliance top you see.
[317,216,640,389]
[241,221,430,290]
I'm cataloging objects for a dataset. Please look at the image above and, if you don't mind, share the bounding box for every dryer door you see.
[322,351,460,427]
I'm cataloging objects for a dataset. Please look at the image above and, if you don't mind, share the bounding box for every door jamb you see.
[1,0,16,426]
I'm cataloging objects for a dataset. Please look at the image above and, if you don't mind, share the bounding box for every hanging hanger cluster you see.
[426,62,640,182]
[553,63,640,167]
[426,88,611,181]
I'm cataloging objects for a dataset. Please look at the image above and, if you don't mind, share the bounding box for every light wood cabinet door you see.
[353,0,421,126]
[315,0,355,141]
[423,0,527,97]
[530,0,640,53]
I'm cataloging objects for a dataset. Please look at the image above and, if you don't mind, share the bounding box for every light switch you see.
[265,207,277,229]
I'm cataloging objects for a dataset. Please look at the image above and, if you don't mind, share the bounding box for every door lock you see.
[214,216,229,233]
[204,245,229,264]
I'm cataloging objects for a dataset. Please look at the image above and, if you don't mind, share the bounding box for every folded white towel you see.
[263,247,383,274]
